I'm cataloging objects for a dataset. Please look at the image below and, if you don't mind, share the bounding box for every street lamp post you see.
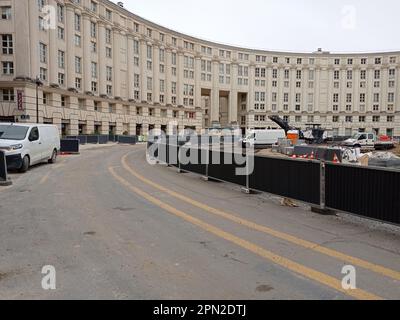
[35,77,43,124]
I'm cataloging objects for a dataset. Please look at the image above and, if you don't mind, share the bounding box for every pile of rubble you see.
[365,151,400,169]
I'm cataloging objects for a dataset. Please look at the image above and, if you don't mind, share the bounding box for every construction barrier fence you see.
[60,139,80,154]
[65,135,137,145]
[325,164,400,225]
[148,138,400,225]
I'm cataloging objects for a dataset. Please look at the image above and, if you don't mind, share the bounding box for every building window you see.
[2,35,13,54]
[91,81,97,92]
[75,34,81,47]
[373,116,380,122]
[74,14,81,32]
[58,27,64,40]
[105,9,112,21]
[90,22,96,38]
[106,47,112,58]
[147,77,153,91]
[57,4,64,23]
[75,56,81,74]
[91,62,97,78]
[105,29,111,44]
[39,67,47,81]
[106,66,112,81]
[90,1,97,12]
[91,41,96,53]
[1,89,14,101]
[58,50,65,68]
[2,61,14,75]
[39,16,46,31]
[75,78,81,90]
[1,6,12,20]
[58,73,65,86]
[106,85,112,95]
[39,42,47,63]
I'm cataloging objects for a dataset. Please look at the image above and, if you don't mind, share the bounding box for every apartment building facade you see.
[0,0,399,137]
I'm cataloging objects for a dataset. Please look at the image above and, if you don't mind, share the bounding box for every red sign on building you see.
[17,90,24,111]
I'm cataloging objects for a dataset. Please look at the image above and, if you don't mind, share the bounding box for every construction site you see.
[239,115,400,170]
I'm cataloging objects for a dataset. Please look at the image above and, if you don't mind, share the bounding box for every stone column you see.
[14,0,31,78]
[165,49,172,105]
[127,35,135,100]
[140,39,148,102]
[177,51,184,106]
[28,0,39,79]
[211,59,220,124]
[153,45,160,104]
[229,62,238,124]
[113,29,121,98]
[98,22,107,96]
[194,55,202,109]
[65,5,75,89]
[48,0,58,86]
[83,14,92,93]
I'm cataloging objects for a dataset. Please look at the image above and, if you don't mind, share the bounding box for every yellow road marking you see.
[109,166,382,300]
[122,153,400,282]
[39,171,51,185]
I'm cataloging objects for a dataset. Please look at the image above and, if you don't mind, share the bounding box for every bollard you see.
[0,150,12,186]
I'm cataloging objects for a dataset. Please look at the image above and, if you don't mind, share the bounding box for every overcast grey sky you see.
[121,0,399,53]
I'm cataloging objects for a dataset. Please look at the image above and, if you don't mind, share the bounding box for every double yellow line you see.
[107,151,400,300]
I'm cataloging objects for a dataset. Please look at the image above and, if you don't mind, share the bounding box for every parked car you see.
[241,129,286,148]
[0,123,60,172]
[343,132,395,150]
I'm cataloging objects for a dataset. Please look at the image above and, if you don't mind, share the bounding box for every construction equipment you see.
[268,116,328,144]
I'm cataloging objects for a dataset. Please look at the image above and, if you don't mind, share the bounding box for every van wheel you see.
[19,156,30,173]
[48,149,57,164]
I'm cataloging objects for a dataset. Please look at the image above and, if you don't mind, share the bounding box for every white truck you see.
[241,129,286,148]
[343,132,395,150]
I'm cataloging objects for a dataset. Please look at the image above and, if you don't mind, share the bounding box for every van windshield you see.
[0,125,29,140]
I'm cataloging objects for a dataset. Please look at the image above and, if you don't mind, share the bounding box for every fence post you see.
[0,151,12,186]
[177,136,182,173]
[311,161,335,215]
[241,149,251,194]
[202,135,210,181]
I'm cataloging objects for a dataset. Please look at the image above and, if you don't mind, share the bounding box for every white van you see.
[242,129,286,148]
[0,123,60,172]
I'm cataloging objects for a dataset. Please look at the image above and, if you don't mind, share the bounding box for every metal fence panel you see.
[208,150,247,186]
[86,135,99,144]
[60,139,80,153]
[179,146,207,175]
[117,135,137,144]
[250,157,321,205]
[98,135,109,144]
[325,164,400,224]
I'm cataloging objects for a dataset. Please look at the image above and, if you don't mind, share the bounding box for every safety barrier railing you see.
[148,137,400,225]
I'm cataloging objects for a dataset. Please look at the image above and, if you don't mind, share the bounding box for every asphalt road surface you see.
[0,144,399,300]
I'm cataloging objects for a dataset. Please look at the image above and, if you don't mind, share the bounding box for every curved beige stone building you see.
[0,0,399,137]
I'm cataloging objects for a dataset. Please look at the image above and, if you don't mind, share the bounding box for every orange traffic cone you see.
[333,153,340,164]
